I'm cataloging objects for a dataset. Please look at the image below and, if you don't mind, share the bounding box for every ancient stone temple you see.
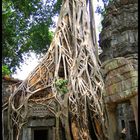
[2,77,56,140]
[99,0,138,139]
[3,0,108,140]
[2,0,138,140]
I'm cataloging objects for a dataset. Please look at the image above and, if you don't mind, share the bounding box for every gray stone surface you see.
[28,118,55,127]
[102,57,138,103]
[2,78,22,103]
[21,118,55,140]
[99,1,138,139]
[99,0,138,62]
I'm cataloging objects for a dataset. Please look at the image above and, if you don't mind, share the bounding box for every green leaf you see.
[55,79,68,94]
[2,0,62,73]
[2,65,11,76]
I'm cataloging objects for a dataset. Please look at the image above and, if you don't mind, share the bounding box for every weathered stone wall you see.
[102,56,137,104]
[101,56,138,140]
[98,0,138,139]
[2,77,22,104]
[2,78,56,140]
[99,0,138,62]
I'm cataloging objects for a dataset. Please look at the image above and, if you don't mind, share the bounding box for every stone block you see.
[28,104,55,117]
[104,87,137,103]
[105,70,137,86]
[121,0,129,5]
[103,58,133,74]
[105,76,137,96]
[28,118,55,127]
[105,65,131,79]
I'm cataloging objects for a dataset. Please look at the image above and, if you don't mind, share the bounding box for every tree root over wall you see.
[5,0,109,139]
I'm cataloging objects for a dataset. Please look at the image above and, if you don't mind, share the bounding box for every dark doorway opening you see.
[129,121,137,140]
[121,120,125,129]
[34,129,48,140]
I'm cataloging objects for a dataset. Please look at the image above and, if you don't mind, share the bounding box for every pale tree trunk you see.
[6,0,109,139]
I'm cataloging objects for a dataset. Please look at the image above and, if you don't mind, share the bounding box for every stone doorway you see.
[22,118,55,140]
[32,128,48,140]
[117,102,137,140]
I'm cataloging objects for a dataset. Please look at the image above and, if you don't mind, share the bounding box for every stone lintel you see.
[105,76,137,95]
[104,87,137,104]
[105,70,137,87]
[28,118,55,127]
[102,57,135,75]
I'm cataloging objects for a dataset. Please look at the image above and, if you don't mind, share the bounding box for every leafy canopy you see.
[2,0,62,73]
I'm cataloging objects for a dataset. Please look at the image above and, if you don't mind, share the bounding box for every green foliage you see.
[28,23,54,54]
[55,79,68,94]
[2,65,11,76]
[2,0,62,73]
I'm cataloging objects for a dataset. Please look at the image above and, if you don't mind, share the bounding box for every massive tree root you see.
[6,0,109,139]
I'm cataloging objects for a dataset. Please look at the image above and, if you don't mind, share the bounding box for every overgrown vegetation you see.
[2,0,110,74]
[2,65,11,76]
[6,0,108,139]
[55,79,68,94]
[2,0,62,73]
